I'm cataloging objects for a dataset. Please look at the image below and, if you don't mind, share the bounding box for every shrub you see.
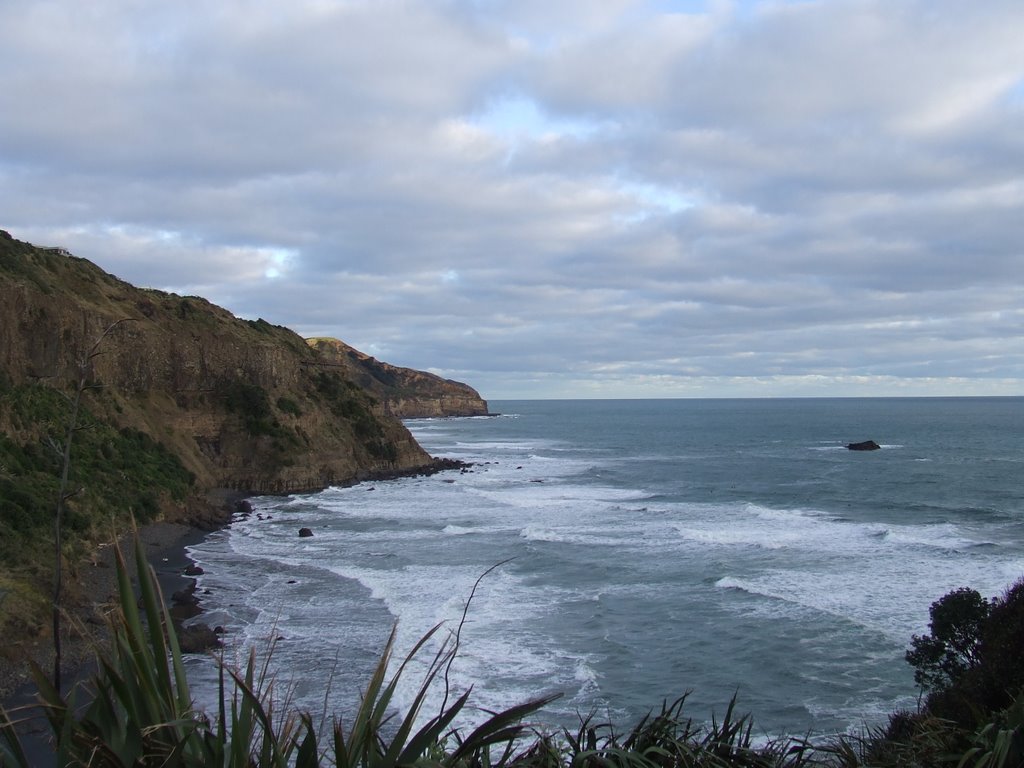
[976,579,1024,712]
[907,580,1024,729]
[906,586,990,694]
[219,380,294,439]
[0,380,195,647]
[276,396,303,417]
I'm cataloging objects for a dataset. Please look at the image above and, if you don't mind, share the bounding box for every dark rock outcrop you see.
[847,440,881,451]
[298,527,314,538]
[177,623,222,654]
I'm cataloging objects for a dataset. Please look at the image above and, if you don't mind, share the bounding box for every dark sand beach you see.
[0,521,218,764]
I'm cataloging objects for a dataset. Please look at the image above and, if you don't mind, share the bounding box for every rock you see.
[183,564,205,576]
[178,623,222,653]
[171,583,198,605]
[847,440,881,451]
[298,527,314,537]
[169,601,202,622]
[0,229,489,651]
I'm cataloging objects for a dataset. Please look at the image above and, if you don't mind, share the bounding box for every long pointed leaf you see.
[451,693,561,762]
[0,706,30,768]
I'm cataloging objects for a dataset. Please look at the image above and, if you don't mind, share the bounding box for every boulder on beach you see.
[178,623,222,653]
[847,440,881,451]
[298,527,314,537]
[171,584,198,606]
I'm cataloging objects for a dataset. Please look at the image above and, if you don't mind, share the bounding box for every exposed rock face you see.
[847,440,881,451]
[0,230,438,509]
[306,337,488,418]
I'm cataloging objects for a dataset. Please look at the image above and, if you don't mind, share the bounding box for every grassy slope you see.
[0,378,195,638]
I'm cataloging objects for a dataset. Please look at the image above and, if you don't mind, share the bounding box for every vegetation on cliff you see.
[878,579,1024,765]
[0,378,194,637]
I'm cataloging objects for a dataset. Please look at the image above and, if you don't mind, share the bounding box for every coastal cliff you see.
[0,230,437,495]
[307,337,489,418]
[0,229,477,647]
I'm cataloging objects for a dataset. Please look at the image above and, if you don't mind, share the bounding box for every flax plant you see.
[4,534,1015,767]
[957,693,1024,768]
[0,535,555,767]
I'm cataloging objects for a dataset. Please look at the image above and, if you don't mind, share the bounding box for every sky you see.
[2,0,1023,400]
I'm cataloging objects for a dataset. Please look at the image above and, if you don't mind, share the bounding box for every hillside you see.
[0,229,477,650]
[307,337,488,418]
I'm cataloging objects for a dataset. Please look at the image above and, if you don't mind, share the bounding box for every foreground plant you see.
[0,536,555,767]
[541,694,820,768]
[4,547,1021,767]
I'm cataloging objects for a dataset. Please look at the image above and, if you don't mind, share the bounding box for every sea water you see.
[183,397,1024,737]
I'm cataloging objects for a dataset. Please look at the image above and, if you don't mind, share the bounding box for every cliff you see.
[0,230,472,645]
[0,230,438,494]
[307,337,489,418]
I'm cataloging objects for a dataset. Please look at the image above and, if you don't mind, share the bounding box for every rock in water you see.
[298,527,314,537]
[847,440,881,451]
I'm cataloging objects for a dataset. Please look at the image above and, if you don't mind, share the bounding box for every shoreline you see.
[0,519,226,766]
[0,456,473,768]
[0,521,218,703]
[0,458,470,706]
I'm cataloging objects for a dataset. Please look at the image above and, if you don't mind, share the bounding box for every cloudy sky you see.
[2,0,1023,399]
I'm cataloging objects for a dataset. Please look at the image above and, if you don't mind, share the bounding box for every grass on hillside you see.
[0,379,194,640]
[0,382,193,558]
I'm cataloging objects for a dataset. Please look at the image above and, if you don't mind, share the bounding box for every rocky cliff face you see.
[0,230,448,504]
[306,337,489,418]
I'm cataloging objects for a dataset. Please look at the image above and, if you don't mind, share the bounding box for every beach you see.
[1,524,218,708]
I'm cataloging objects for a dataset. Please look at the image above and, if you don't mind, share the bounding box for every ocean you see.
[183,397,1024,737]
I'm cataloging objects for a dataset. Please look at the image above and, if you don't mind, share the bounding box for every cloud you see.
[1,0,1023,398]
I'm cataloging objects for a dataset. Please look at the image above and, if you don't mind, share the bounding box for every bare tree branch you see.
[51,316,135,693]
